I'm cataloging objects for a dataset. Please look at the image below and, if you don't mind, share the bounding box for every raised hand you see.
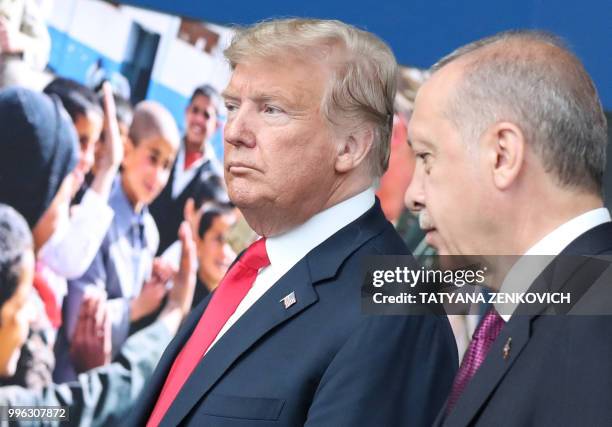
[70,291,112,373]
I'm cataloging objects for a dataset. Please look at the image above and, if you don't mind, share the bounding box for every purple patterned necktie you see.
[446,308,505,413]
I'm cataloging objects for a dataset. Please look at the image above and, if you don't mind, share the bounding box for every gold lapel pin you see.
[502,337,512,360]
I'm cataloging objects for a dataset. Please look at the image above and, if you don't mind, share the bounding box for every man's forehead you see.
[223,60,326,107]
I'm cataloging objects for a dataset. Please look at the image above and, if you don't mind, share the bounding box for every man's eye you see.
[415,153,432,174]
[263,105,283,115]
[416,152,430,162]
[224,102,238,113]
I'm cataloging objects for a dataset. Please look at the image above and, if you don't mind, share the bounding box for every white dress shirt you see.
[497,207,611,321]
[206,188,376,353]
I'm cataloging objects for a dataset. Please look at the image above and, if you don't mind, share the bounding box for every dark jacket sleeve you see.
[0,320,173,427]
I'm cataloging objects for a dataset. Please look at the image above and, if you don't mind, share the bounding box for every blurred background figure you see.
[0,0,50,88]
[192,201,237,308]
[43,77,104,198]
[0,87,199,426]
[0,204,37,385]
[0,86,80,390]
[56,100,180,382]
[0,202,199,426]
[150,84,227,256]
[376,66,434,256]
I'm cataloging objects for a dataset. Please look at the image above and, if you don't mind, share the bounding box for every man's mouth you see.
[190,124,204,134]
[418,211,435,231]
[418,210,439,245]
[227,162,259,174]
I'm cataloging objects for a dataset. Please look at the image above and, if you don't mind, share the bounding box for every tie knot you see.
[473,307,505,342]
[240,238,270,271]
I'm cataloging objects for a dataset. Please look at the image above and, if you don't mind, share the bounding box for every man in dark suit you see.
[131,18,458,426]
[405,30,612,426]
[150,84,227,254]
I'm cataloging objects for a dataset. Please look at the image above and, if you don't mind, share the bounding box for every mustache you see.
[418,210,435,231]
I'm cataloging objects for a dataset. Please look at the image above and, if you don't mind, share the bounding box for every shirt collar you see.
[177,139,216,172]
[497,207,611,321]
[110,176,148,239]
[265,188,375,273]
[524,208,611,256]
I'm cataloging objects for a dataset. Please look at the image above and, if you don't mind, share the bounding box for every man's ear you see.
[334,127,374,173]
[484,122,525,190]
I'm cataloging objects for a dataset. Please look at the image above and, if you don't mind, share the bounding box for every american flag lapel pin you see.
[281,291,297,309]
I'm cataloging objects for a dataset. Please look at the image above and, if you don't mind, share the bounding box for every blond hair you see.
[225,18,398,177]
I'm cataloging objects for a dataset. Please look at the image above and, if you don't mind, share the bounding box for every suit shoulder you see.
[350,219,410,259]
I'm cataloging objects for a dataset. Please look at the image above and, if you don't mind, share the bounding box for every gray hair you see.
[433,30,607,194]
[224,18,398,177]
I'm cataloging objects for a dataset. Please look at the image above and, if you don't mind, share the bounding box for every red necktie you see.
[446,308,505,413]
[147,238,270,427]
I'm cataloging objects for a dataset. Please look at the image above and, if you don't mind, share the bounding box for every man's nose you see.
[224,108,256,148]
[404,170,426,212]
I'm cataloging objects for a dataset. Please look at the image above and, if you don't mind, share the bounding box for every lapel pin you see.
[502,337,512,360]
[281,292,297,309]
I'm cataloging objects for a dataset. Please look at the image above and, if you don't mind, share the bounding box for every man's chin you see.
[186,134,205,148]
[425,230,450,254]
[227,186,260,208]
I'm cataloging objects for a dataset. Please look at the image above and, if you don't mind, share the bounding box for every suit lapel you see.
[443,315,532,426]
[159,200,390,426]
[444,221,612,426]
[160,261,318,426]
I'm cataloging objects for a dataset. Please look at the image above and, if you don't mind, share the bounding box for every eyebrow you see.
[222,89,298,109]
[410,137,436,152]
[221,90,238,101]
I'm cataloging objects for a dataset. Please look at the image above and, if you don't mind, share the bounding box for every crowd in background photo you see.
[0,1,610,426]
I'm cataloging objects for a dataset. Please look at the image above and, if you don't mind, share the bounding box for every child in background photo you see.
[38,80,123,281]
[55,100,180,382]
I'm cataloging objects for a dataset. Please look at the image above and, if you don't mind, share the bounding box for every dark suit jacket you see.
[150,156,224,255]
[129,201,458,426]
[439,221,612,427]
